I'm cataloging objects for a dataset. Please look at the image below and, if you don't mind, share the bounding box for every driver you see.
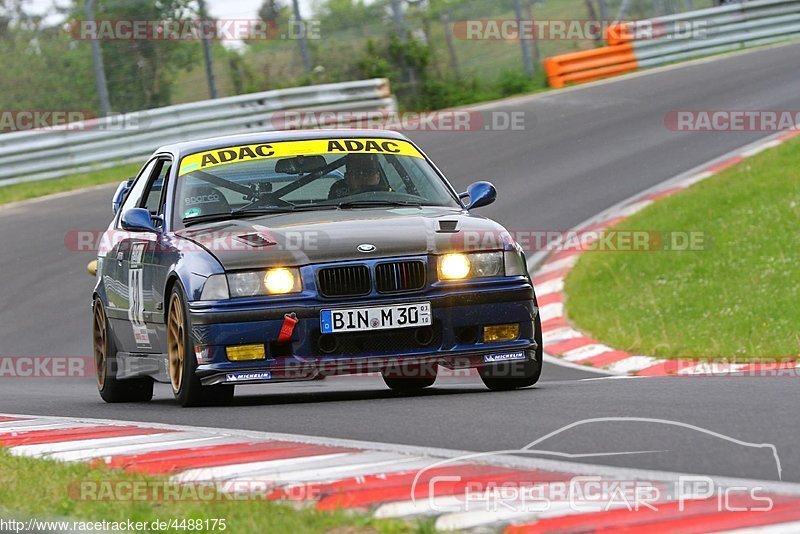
[328,154,391,199]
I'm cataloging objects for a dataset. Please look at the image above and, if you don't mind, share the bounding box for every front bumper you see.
[188,280,538,386]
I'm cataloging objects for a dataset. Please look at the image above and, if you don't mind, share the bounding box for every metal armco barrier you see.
[0,78,396,186]
[544,0,800,88]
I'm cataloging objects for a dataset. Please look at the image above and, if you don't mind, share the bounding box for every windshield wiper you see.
[184,206,337,227]
[336,200,424,209]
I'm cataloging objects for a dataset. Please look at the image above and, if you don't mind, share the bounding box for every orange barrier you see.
[605,22,635,45]
[543,44,639,88]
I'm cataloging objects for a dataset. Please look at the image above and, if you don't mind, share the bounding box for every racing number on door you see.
[128,243,150,348]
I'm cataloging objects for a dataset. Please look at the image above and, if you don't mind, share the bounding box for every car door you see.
[137,157,173,356]
[110,158,163,354]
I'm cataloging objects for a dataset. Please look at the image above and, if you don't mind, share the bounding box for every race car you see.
[90,130,542,406]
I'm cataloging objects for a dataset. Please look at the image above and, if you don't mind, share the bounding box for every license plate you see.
[320,302,432,334]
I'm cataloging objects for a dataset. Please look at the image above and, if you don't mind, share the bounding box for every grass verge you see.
[0,449,429,533]
[564,136,800,360]
[0,163,141,206]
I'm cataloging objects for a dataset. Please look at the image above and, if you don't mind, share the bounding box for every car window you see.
[175,138,460,225]
[142,159,172,216]
[118,159,158,222]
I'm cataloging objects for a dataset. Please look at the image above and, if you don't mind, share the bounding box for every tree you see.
[314,0,387,35]
[258,0,286,22]
[69,0,201,112]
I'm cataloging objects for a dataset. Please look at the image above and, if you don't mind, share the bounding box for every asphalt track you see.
[2,43,800,482]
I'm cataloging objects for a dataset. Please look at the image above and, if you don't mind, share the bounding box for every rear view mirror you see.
[112,178,135,214]
[120,208,159,233]
[461,181,497,210]
[275,155,327,174]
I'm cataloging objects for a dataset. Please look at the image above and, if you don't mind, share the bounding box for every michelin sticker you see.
[483,351,527,363]
[226,371,271,382]
[179,138,424,176]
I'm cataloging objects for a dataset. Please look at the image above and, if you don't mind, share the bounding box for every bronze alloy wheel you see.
[167,293,185,393]
[92,302,107,389]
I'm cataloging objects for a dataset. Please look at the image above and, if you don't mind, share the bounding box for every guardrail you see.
[0,78,396,186]
[544,0,800,88]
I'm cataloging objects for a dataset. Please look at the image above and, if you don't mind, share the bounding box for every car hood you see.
[175,207,510,270]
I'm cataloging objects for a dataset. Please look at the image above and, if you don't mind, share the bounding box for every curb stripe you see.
[0,426,167,447]
[113,442,356,474]
[531,130,800,378]
[50,435,241,462]
[10,431,182,457]
[3,413,800,532]
[173,453,353,483]
[504,495,794,533]
[316,465,533,510]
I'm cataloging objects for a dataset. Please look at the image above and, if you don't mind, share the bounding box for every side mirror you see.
[120,208,159,233]
[112,178,134,215]
[461,181,497,210]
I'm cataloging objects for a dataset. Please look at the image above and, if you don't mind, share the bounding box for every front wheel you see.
[479,351,542,391]
[167,288,234,407]
[382,362,437,393]
[93,299,153,403]
[480,315,543,391]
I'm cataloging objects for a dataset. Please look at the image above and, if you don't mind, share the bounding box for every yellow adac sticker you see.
[179,138,423,176]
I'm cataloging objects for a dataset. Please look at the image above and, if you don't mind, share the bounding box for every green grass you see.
[0,449,429,533]
[0,163,141,206]
[564,137,800,360]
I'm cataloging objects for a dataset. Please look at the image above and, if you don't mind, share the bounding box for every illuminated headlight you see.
[264,268,298,294]
[227,268,302,297]
[438,252,503,280]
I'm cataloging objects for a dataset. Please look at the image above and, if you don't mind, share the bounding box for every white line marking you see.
[606,356,662,374]
[0,421,87,434]
[5,413,800,497]
[741,139,783,158]
[542,328,583,345]
[533,278,564,296]
[561,344,615,362]
[538,303,564,322]
[535,256,578,275]
[222,453,428,487]
[55,436,242,462]
[172,453,351,483]
[543,354,619,376]
[10,432,182,457]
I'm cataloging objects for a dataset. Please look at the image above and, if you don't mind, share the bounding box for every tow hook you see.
[278,313,298,343]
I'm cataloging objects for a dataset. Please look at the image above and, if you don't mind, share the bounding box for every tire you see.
[167,287,234,407]
[382,362,437,393]
[479,315,544,391]
[93,299,153,403]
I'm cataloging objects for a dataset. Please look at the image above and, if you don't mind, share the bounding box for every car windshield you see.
[175,138,460,226]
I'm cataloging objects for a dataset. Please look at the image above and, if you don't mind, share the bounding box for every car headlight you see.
[200,274,230,300]
[227,268,302,297]
[438,252,503,280]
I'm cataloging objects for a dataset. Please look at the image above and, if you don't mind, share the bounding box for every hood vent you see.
[437,220,459,233]
[235,233,277,248]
